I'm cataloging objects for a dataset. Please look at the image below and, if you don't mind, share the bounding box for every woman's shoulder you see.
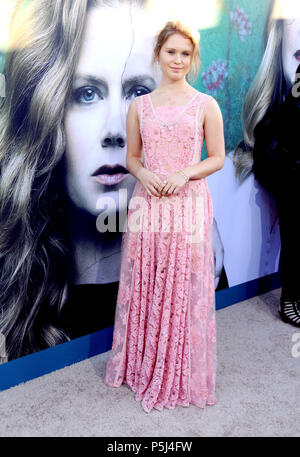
[194,89,212,98]
[132,93,149,109]
[197,91,216,103]
[193,90,216,109]
[129,95,145,113]
[137,92,151,101]
[198,92,219,113]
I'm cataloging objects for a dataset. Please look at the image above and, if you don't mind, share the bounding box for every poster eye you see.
[73,86,103,104]
[126,85,150,100]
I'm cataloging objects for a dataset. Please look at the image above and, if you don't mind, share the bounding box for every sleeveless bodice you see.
[137,92,213,178]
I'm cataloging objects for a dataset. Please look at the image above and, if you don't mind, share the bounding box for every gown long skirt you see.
[104,175,216,413]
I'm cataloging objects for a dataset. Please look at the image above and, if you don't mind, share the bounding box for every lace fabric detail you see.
[138,93,208,176]
[104,91,216,413]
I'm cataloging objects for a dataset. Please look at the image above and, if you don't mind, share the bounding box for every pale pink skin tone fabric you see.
[104,92,216,413]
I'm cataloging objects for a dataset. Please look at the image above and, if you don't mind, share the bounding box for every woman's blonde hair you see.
[152,21,201,83]
[233,0,286,182]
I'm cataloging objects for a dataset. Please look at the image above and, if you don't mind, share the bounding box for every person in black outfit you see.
[252,63,300,327]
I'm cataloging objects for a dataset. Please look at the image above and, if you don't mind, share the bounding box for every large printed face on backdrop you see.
[282,17,300,87]
[63,3,157,217]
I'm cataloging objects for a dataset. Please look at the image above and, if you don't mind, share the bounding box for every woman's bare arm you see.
[125,99,144,180]
[183,98,225,179]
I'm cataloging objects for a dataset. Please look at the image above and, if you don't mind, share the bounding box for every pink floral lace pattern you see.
[104,91,216,413]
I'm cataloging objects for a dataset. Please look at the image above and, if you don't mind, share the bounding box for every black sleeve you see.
[252,84,300,196]
[252,107,282,195]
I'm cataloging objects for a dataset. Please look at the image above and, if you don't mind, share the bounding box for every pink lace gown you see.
[104,91,216,413]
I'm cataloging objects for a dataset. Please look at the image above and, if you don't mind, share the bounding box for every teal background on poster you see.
[195,0,271,156]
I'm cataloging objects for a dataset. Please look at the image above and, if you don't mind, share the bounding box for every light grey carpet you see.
[0,287,299,437]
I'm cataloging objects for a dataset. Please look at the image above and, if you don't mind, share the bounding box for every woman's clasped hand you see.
[137,168,188,198]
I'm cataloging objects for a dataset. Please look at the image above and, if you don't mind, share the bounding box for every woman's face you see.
[282,18,300,87]
[158,33,193,82]
[63,4,157,217]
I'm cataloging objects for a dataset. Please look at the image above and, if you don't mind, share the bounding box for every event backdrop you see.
[1,0,296,363]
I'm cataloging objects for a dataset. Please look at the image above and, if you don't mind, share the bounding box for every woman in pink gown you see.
[104,21,225,413]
